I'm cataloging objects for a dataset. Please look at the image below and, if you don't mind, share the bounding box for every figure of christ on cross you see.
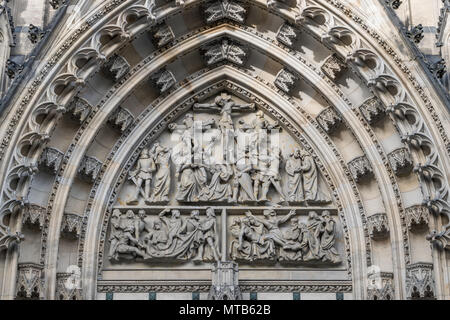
[193,93,255,163]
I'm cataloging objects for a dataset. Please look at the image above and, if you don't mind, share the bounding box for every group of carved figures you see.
[127,93,329,205]
[108,207,341,264]
[230,210,341,264]
[108,207,221,262]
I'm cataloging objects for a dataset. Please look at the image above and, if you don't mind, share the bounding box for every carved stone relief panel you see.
[16,263,44,300]
[406,263,436,300]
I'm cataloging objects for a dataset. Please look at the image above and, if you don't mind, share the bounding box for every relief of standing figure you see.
[127,148,156,205]
[150,142,171,202]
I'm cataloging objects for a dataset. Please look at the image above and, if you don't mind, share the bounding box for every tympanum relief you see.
[109,93,341,266]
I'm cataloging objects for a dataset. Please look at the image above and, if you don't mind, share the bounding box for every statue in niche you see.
[229,209,341,264]
[285,148,305,202]
[150,142,171,202]
[232,147,257,202]
[208,164,234,202]
[254,146,286,203]
[300,149,330,203]
[194,93,255,162]
[127,148,156,205]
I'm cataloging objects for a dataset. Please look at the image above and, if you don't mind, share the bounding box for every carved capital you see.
[152,24,175,47]
[78,155,102,182]
[348,155,373,182]
[203,39,247,66]
[104,55,130,82]
[367,271,394,300]
[316,106,342,134]
[406,263,435,300]
[274,69,298,94]
[61,213,82,238]
[152,69,176,93]
[367,213,390,239]
[39,147,64,174]
[359,97,385,124]
[388,147,413,176]
[56,272,82,300]
[108,106,134,132]
[321,54,346,81]
[22,204,46,230]
[204,0,246,24]
[405,205,429,231]
[68,97,91,123]
[276,24,298,47]
[16,263,44,300]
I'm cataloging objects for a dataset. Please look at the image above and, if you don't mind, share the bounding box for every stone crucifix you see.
[193,93,255,163]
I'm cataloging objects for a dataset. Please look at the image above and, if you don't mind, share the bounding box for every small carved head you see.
[171,210,181,218]
[138,209,146,219]
[191,210,200,219]
[126,210,135,219]
[206,207,215,217]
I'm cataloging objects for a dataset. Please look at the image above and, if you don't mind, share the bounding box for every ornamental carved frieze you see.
[348,156,373,183]
[61,213,82,238]
[321,54,347,81]
[152,24,175,47]
[316,106,342,134]
[78,155,102,182]
[359,97,385,125]
[388,147,413,176]
[22,204,46,230]
[367,270,394,300]
[406,263,435,300]
[56,272,82,300]
[67,97,92,123]
[405,205,429,231]
[38,147,64,174]
[276,24,298,47]
[204,0,246,24]
[104,55,130,82]
[16,263,44,300]
[274,69,298,94]
[107,106,134,133]
[367,213,390,239]
[203,39,247,66]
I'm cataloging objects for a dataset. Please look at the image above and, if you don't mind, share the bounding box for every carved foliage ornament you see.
[39,147,64,173]
[22,204,46,230]
[56,272,82,300]
[348,155,373,183]
[405,205,429,231]
[276,24,298,47]
[359,96,385,125]
[16,263,44,300]
[316,106,342,134]
[367,213,390,239]
[274,69,298,94]
[367,271,394,300]
[61,213,82,238]
[152,24,175,47]
[406,263,435,300]
[321,54,347,81]
[204,0,246,24]
[108,106,134,132]
[67,97,92,123]
[388,147,413,176]
[104,55,130,82]
[203,39,247,66]
[78,155,102,182]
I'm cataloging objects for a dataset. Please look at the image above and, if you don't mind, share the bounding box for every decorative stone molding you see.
[22,204,46,230]
[107,106,134,132]
[208,261,242,300]
[321,54,346,81]
[203,39,246,66]
[388,147,413,176]
[67,97,91,123]
[276,23,298,47]
[152,69,176,93]
[56,272,82,300]
[60,213,82,238]
[359,97,385,125]
[104,55,130,82]
[28,24,45,44]
[348,156,373,183]
[405,205,429,231]
[406,263,436,300]
[274,69,298,94]
[204,0,246,24]
[152,24,175,47]
[16,263,44,300]
[367,213,390,239]
[78,156,102,182]
[38,147,64,173]
[316,106,342,134]
[367,271,394,300]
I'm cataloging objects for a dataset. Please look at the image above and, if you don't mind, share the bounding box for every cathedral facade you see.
[0,0,449,300]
